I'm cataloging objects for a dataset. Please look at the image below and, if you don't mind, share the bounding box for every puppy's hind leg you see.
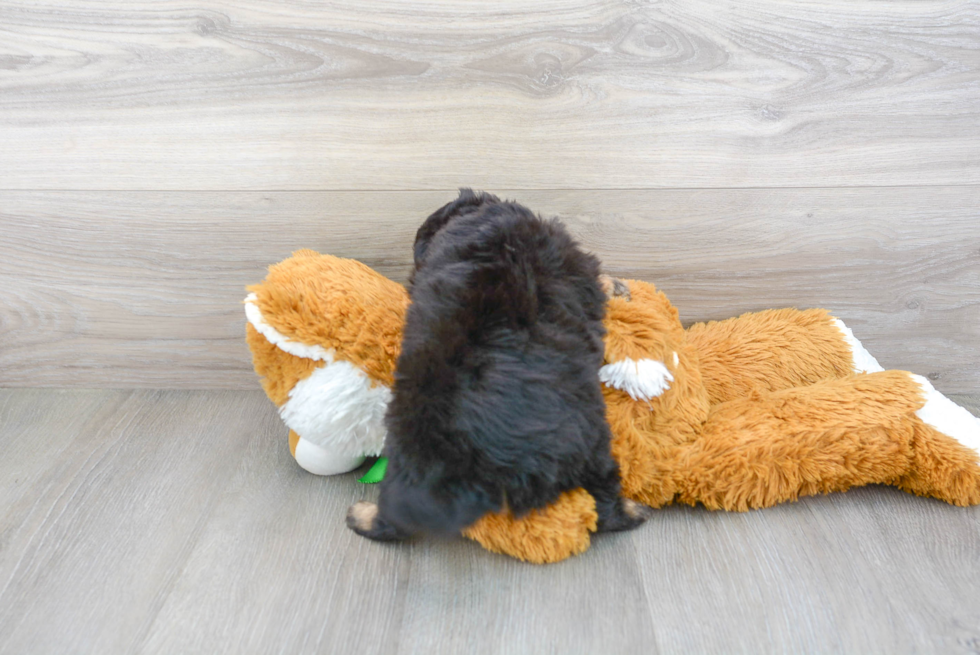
[346,501,412,542]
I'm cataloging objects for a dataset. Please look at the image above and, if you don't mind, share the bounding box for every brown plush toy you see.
[246,250,980,563]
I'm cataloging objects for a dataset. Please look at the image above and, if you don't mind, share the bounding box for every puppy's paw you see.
[346,501,410,542]
[598,498,651,533]
[624,498,653,522]
[347,501,379,534]
[599,275,631,301]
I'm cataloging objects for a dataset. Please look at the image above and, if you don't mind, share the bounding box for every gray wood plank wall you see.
[1,0,978,392]
[1,1,978,189]
[2,189,977,390]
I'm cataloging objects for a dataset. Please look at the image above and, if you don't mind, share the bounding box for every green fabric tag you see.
[358,457,388,484]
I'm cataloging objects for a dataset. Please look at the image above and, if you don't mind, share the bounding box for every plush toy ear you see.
[600,281,686,402]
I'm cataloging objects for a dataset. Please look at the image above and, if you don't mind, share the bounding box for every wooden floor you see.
[2,1,980,652]
[0,388,978,654]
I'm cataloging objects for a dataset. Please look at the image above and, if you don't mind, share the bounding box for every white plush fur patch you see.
[244,293,333,362]
[833,319,884,374]
[599,358,674,401]
[910,374,980,456]
[280,359,390,459]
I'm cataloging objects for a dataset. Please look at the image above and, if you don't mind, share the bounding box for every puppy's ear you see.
[413,189,500,267]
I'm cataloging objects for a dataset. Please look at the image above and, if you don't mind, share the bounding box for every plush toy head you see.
[245,250,408,475]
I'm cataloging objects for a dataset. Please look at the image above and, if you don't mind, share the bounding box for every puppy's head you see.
[378,461,500,536]
[412,188,501,269]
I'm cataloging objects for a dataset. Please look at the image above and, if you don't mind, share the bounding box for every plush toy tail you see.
[673,371,980,511]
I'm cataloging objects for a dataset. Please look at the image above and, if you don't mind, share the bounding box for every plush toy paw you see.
[288,430,365,476]
[462,489,599,564]
[897,374,980,506]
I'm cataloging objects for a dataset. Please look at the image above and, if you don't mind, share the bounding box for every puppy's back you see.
[384,194,610,532]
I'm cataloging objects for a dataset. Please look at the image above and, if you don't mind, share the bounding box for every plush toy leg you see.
[895,376,980,506]
[287,429,366,476]
[671,371,966,511]
[686,308,874,405]
[605,382,704,508]
[462,489,598,564]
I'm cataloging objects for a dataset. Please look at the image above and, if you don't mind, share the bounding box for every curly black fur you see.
[348,190,646,541]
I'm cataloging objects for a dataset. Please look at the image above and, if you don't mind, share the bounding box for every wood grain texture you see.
[0,389,278,654]
[633,488,980,654]
[0,389,978,654]
[138,413,412,655]
[0,0,978,190]
[392,532,658,655]
[2,188,978,392]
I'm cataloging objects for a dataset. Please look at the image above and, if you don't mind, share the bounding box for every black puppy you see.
[347,190,646,541]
